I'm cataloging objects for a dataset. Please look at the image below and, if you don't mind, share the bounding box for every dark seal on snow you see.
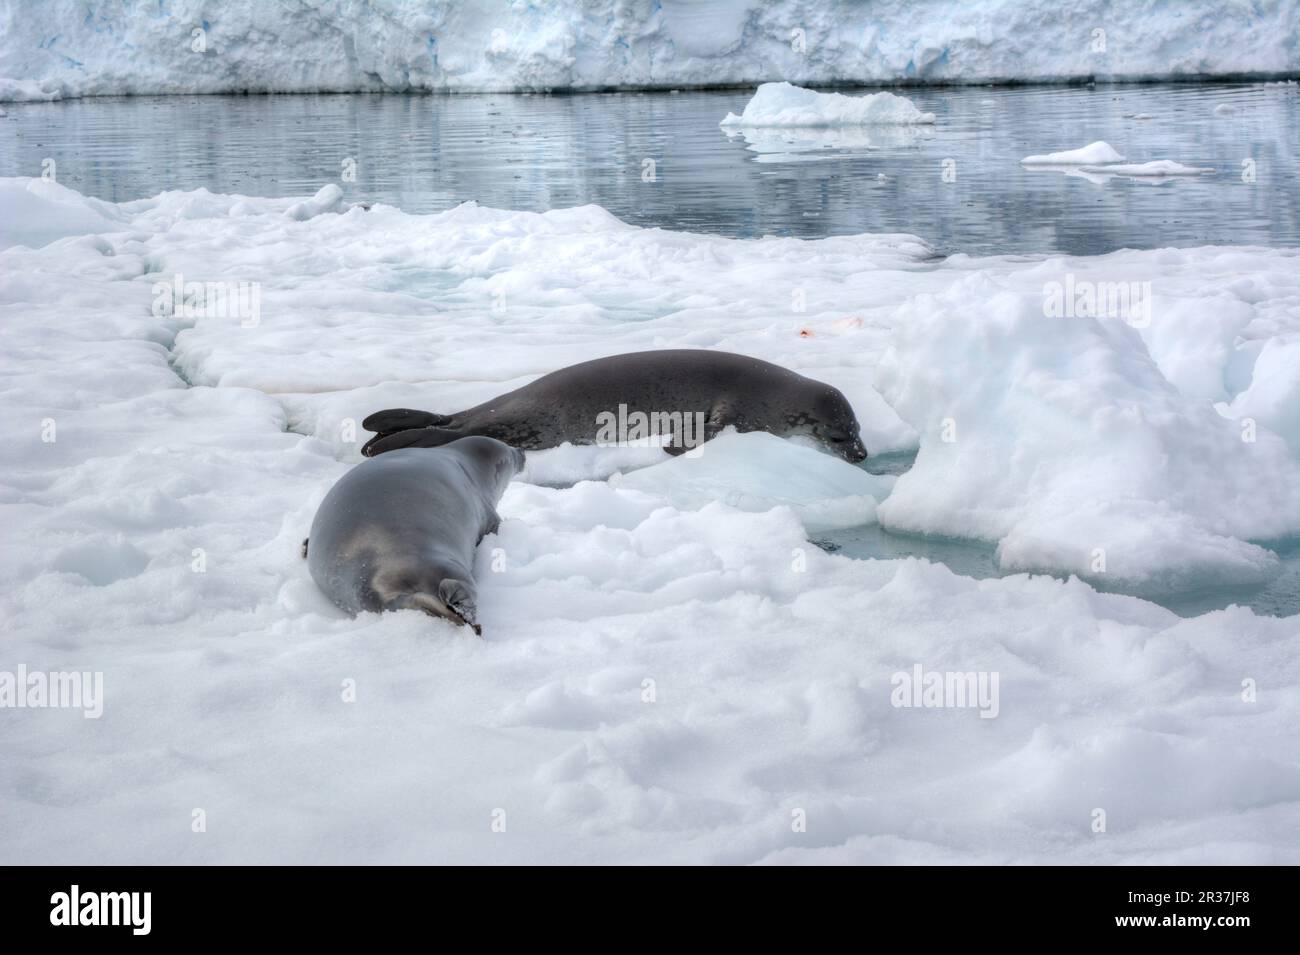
[360,349,868,462]
[303,436,524,634]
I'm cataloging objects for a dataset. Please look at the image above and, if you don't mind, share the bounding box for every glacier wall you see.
[1,0,1297,101]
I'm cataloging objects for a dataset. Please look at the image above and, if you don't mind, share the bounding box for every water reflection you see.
[1,82,1296,254]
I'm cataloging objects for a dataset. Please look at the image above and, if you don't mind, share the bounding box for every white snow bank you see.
[874,273,1300,591]
[1228,336,1300,457]
[0,177,128,249]
[1079,160,1214,176]
[720,82,936,127]
[611,430,896,532]
[1021,141,1125,165]
[3,179,1300,863]
[0,75,63,101]
[3,0,1297,100]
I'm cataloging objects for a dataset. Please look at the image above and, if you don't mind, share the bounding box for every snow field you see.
[1,177,1298,863]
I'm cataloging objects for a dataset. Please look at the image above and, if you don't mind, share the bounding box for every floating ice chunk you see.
[1214,103,1238,115]
[610,430,895,532]
[1020,141,1125,165]
[720,82,936,127]
[1079,160,1213,176]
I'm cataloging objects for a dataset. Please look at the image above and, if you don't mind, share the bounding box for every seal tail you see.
[361,425,466,457]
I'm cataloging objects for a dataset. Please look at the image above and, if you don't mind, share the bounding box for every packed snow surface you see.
[1021,142,1126,165]
[2,178,1299,864]
[2,0,1299,100]
[720,82,936,127]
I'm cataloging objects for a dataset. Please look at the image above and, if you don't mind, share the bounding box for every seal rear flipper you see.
[439,578,481,637]
[386,587,481,636]
[361,408,451,434]
[361,425,466,457]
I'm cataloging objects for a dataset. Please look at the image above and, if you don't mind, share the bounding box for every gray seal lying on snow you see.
[360,349,868,463]
[303,437,524,634]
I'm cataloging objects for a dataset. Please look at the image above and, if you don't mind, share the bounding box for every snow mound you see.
[1228,336,1300,456]
[285,184,347,221]
[873,274,1300,592]
[1021,141,1125,165]
[0,177,129,249]
[720,82,936,127]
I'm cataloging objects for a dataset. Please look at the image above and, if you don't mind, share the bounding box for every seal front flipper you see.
[474,501,504,541]
[361,425,465,457]
[664,401,733,456]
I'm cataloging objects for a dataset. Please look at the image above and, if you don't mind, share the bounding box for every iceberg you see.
[2,0,1297,100]
[1020,142,1126,165]
[720,82,936,127]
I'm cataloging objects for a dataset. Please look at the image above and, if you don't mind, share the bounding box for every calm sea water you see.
[3,83,1297,615]
[2,82,1298,254]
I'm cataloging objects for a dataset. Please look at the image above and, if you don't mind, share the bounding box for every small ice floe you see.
[1078,160,1213,176]
[1122,112,1154,120]
[1214,103,1238,115]
[1020,141,1125,165]
[720,81,936,127]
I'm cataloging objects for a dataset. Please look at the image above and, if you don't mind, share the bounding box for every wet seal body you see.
[304,437,525,634]
[361,349,868,462]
